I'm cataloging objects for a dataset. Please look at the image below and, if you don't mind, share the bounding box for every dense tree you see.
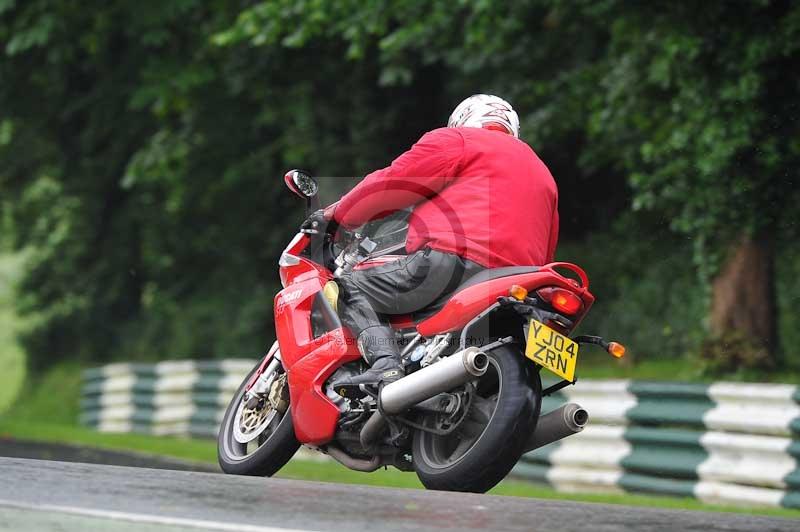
[0,0,450,366]
[1,0,798,370]
[220,0,800,365]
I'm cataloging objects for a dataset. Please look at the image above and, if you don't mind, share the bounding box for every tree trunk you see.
[709,233,778,366]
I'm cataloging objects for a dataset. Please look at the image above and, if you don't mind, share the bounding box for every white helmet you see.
[447,94,520,138]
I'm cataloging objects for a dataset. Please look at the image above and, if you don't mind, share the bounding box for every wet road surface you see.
[0,457,797,532]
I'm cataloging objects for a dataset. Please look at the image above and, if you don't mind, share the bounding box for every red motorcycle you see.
[218,170,625,492]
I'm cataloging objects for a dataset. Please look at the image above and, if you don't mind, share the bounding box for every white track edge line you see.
[0,499,317,532]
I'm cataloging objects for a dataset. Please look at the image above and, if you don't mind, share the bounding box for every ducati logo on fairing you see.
[277,289,303,312]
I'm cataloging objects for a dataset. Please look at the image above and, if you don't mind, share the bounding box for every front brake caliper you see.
[268,374,289,414]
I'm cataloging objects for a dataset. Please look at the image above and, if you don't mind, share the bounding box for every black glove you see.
[300,209,328,234]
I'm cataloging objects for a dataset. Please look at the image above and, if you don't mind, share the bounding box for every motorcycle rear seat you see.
[406,265,541,323]
[450,265,540,294]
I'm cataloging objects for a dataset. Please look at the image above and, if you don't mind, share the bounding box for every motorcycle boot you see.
[333,326,404,397]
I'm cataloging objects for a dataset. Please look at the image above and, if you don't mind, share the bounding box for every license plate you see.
[525,319,579,382]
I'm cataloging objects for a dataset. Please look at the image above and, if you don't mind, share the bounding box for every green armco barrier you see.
[80,359,255,438]
[80,361,800,508]
[517,378,800,509]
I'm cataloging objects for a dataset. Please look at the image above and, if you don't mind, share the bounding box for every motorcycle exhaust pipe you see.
[381,346,489,415]
[523,402,588,453]
[326,444,382,472]
[360,347,489,449]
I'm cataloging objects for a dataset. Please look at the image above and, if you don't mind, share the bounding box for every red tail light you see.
[537,287,583,315]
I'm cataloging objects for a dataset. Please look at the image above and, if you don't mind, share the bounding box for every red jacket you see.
[333,127,559,269]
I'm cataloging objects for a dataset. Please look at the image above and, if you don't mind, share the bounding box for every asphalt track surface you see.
[0,458,797,532]
[0,438,217,472]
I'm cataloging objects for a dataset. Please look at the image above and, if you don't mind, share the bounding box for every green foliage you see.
[563,218,800,372]
[218,0,800,276]
[698,330,773,376]
[0,250,27,413]
[777,244,800,363]
[558,216,706,363]
[6,361,82,423]
[577,3,800,279]
[1,1,798,368]
[0,0,451,366]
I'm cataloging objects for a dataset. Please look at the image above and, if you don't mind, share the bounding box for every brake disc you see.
[234,371,293,444]
[233,397,273,444]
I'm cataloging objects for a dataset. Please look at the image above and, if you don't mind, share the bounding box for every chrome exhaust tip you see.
[523,402,588,453]
[466,349,489,376]
[572,405,589,427]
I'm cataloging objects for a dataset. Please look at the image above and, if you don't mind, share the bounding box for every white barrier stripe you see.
[545,466,626,494]
[96,420,133,433]
[95,405,135,421]
[697,432,796,489]
[218,374,248,390]
[547,425,632,468]
[92,405,199,423]
[0,499,317,532]
[708,382,798,402]
[99,363,135,378]
[90,394,195,407]
[99,375,136,395]
[91,392,134,408]
[693,480,786,508]
[155,367,199,422]
[152,406,197,422]
[704,382,800,437]
[219,359,259,372]
[154,361,200,376]
[143,392,194,408]
[561,379,635,426]
[153,374,200,392]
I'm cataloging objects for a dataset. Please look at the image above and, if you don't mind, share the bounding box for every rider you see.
[309,94,559,391]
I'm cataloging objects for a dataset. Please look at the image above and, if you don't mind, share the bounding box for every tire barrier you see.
[80,362,800,508]
[80,359,255,438]
[514,379,800,509]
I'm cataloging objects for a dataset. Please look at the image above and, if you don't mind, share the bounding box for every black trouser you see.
[337,248,484,362]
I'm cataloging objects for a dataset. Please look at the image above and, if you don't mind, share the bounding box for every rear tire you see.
[217,355,300,476]
[412,344,540,493]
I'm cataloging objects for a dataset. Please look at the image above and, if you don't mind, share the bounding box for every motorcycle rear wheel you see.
[217,354,300,476]
[412,344,541,493]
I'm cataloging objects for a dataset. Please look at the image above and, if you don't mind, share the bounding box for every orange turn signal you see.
[509,285,528,301]
[607,342,626,358]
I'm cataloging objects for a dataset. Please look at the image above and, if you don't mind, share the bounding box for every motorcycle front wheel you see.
[217,353,299,476]
[412,344,541,493]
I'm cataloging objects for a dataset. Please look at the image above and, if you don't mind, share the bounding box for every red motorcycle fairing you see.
[416,264,595,337]
[274,277,361,445]
[279,233,322,288]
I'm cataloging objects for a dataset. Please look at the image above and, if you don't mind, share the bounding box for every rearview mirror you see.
[284,169,318,199]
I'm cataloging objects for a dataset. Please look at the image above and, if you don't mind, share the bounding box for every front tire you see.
[217,355,300,476]
[412,344,541,493]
